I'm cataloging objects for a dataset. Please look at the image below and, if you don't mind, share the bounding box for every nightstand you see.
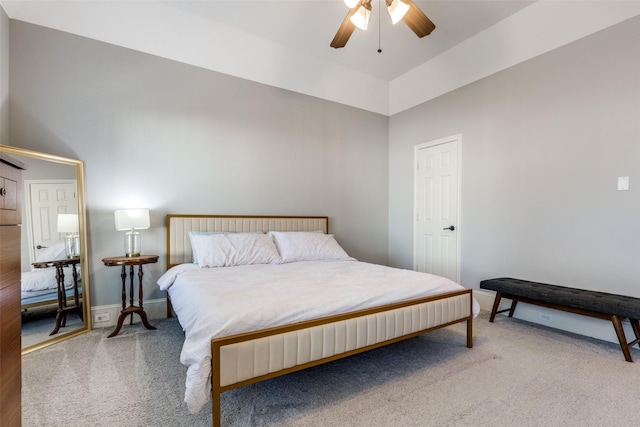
[101,254,159,338]
[31,257,82,336]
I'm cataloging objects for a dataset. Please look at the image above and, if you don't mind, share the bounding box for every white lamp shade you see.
[114,209,150,231]
[387,0,410,25]
[57,214,79,233]
[344,0,360,8]
[350,5,371,30]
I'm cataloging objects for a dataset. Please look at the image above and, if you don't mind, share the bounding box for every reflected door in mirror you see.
[25,180,78,262]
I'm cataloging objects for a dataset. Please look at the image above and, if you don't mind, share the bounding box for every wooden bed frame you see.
[166,214,474,427]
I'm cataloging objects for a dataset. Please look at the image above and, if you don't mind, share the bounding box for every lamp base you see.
[64,234,81,258]
[124,230,141,259]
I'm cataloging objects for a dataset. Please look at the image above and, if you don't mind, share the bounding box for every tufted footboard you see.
[210,289,473,427]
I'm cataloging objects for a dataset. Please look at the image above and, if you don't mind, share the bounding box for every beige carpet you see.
[22,312,640,426]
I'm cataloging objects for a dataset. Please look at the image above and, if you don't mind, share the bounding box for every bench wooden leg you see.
[508,300,518,318]
[631,319,640,347]
[489,292,502,322]
[489,292,520,322]
[627,319,640,353]
[611,315,633,362]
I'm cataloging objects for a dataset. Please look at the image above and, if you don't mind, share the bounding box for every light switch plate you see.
[617,176,629,191]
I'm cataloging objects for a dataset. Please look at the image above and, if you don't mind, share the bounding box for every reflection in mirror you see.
[0,145,91,354]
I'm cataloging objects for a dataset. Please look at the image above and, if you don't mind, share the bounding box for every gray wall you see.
[389,16,640,298]
[9,21,390,307]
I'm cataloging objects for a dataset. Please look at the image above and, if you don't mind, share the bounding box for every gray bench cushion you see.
[480,277,640,320]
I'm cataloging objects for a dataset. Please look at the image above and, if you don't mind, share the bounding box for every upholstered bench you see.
[480,277,640,362]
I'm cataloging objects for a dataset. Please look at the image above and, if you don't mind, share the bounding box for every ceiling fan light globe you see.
[350,5,371,30]
[344,0,360,8]
[387,0,410,25]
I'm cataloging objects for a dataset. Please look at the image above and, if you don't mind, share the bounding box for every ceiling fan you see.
[330,0,435,49]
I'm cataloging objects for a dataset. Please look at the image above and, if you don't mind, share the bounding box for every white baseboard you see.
[90,298,167,329]
[473,288,633,347]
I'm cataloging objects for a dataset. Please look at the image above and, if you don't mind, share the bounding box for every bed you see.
[159,214,479,426]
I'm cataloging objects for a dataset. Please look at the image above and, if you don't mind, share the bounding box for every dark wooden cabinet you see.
[0,153,26,427]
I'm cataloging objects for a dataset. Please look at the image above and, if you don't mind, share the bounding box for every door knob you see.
[443,226,455,231]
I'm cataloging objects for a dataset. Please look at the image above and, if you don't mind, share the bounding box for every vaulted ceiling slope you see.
[2,1,640,116]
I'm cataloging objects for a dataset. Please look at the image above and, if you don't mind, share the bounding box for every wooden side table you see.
[31,257,83,336]
[101,255,159,338]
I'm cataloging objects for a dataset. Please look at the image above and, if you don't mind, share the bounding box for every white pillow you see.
[268,231,355,263]
[188,231,225,264]
[190,233,282,268]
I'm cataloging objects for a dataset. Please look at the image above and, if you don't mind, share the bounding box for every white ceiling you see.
[163,0,533,81]
[2,1,640,115]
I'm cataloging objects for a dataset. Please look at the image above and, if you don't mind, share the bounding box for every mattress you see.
[158,260,480,413]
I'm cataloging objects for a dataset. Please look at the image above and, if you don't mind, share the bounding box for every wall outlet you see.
[539,313,554,322]
[94,312,110,323]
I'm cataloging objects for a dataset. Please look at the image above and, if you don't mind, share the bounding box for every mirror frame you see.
[0,145,92,354]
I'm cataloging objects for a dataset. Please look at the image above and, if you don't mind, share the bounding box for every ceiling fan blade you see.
[401,0,435,38]
[330,8,358,48]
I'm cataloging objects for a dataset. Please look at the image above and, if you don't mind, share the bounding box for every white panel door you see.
[25,180,78,262]
[414,137,460,281]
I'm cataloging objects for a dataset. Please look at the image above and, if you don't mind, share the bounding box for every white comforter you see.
[157,260,480,414]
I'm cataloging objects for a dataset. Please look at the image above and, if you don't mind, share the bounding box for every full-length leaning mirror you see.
[0,145,91,354]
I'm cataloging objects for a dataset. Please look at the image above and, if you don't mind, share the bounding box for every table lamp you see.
[57,213,80,258]
[114,208,150,257]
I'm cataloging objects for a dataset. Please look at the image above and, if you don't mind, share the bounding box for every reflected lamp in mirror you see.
[57,213,80,258]
[114,208,150,257]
